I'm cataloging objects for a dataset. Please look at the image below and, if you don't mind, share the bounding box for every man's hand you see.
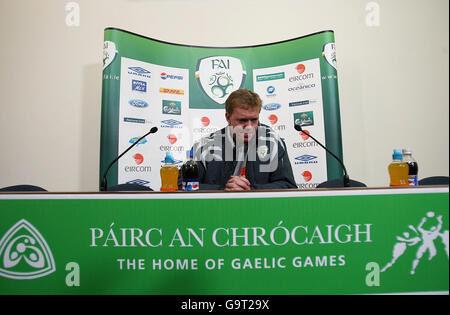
[225,176,251,191]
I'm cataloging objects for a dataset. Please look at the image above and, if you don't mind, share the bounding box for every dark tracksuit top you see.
[186,124,297,191]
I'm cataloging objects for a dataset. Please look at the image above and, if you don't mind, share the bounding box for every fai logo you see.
[103,41,118,70]
[0,219,56,280]
[195,56,246,104]
[381,211,449,275]
[322,43,337,70]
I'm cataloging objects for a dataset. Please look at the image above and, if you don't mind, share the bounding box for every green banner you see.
[0,188,448,294]
[100,28,343,191]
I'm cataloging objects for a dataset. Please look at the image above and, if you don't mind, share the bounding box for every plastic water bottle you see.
[181,150,199,191]
[160,152,179,191]
[402,149,418,186]
[388,149,409,187]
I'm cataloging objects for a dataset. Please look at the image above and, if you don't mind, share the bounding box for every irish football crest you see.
[195,56,246,104]
[0,219,56,279]
[103,41,118,70]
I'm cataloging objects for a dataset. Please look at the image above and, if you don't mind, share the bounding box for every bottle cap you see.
[402,149,412,155]
[164,152,175,163]
[393,149,403,160]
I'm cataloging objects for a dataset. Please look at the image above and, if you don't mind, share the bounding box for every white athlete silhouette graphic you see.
[381,231,421,272]
[382,211,449,275]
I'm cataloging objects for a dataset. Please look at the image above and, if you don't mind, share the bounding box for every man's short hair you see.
[225,88,262,115]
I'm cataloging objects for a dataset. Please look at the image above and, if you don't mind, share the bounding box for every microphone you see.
[101,127,158,191]
[294,124,350,187]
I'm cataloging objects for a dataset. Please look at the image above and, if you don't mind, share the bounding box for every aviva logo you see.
[0,219,56,280]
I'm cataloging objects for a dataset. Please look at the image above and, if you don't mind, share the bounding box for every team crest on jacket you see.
[195,56,246,104]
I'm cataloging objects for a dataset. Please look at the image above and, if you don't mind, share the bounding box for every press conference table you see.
[0,186,448,295]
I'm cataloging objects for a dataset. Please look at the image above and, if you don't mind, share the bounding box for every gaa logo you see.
[0,219,56,280]
[195,56,246,104]
[103,41,117,70]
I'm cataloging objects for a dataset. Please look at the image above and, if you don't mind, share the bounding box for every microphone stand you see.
[101,127,158,191]
[295,125,350,187]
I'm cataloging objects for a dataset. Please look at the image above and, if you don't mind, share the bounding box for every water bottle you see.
[402,149,418,186]
[388,149,409,187]
[160,152,179,191]
[181,150,199,191]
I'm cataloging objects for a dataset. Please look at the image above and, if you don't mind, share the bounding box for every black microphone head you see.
[150,127,158,134]
[294,124,303,132]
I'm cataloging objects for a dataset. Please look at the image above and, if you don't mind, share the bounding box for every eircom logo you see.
[0,219,55,280]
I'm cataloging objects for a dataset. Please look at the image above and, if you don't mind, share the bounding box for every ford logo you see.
[263,103,281,111]
[129,99,149,108]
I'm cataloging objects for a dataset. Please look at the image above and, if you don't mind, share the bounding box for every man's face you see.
[225,106,260,142]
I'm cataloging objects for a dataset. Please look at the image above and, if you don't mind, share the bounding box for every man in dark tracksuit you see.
[192,88,297,191]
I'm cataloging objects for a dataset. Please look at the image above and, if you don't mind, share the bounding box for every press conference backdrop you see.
[100,28,343,191]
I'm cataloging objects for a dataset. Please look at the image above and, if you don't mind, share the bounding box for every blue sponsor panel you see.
[132,80,147,92]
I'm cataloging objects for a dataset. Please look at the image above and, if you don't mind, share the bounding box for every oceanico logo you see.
[0,219,56,280]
